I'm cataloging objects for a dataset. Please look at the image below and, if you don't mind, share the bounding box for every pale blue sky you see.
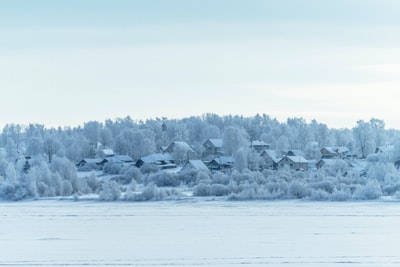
[2,0,400,129]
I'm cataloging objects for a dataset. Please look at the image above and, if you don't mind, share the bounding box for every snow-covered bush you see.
[193,183,211,196]
[103,162,123,175]
[61,180,73,196]
[309,189,330,201]
[211,172,230,185]
[353,180,382,200]
[228,182,258,200]
[121,166,142,184]
[140,163,160,174]
[85,172,100,193]
[126,183,181,201]
[289,180,311,199]
[196,171,211,185]
[147,171,179,187]
[99,180,121,201]
[330,189,351,201]
[311,180,335,194]
[177,170,198,186]
[265,181,288,198]
[0,183,28,201]
[209,184,230,196]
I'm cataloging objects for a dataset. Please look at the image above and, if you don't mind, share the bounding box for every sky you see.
[1,0,400,129]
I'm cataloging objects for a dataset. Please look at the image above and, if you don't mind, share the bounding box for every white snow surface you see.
[0,199,400,266]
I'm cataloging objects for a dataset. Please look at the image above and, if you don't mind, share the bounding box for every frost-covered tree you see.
[130,130,155,160]
[222,126,249,156]
[43,134,62,163]
[353,120,375,158]
[99,180,121,201]
[234,147,249,172]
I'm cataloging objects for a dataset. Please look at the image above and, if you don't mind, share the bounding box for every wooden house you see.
[96,148,115,158]
[202,139,223,157]
[104,155,134,166]
[135,153,176,169]
[278,156,309,171]
[76,158,106,170]
[181,160,210,173]
[320,147,350,159]
[207,156,235,172]
[260,149,280,169]
[250,140,270,153]
[286,149,306,158]
[163,141,195,161]
[375,145,394,154]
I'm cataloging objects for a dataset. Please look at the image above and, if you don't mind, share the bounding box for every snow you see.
[0,199,400,266]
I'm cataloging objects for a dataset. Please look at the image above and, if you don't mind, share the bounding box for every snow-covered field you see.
[0,199,400,266]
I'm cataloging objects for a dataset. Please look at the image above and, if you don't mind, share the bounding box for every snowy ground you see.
[0,199,400,266]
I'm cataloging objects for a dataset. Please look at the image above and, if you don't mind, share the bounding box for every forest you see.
[0,113,399,201]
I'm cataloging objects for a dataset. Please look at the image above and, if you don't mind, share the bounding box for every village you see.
[76,138,397,178]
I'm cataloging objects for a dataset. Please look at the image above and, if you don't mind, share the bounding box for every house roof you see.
[79,158,104,165]
[167,141,194,153]
[336,147,350,153]
[251,140,269,147]
[206,139,223,148]
[261,149,279,162]
[322,146,350,154]
[211,156,235,165]
[287,150,306,157]
[102,148,115,156]
[281,156,308,164]
[109,155,133,163]
[185,160,209,172]
[321,147,337,154]
[376,145,394,153]
[350,160,367,170]
[318,158,350,167]
[139,153,173,164]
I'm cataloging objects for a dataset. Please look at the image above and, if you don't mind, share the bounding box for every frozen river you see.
[0,199,399,266]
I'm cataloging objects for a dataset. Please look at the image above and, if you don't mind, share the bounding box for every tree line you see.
[0,114,398,201]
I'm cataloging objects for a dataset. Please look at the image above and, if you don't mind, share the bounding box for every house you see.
[202,138,223,157]
[316,158,351,170]
[181,160,210,173]
[278,156,309,171]
[105,155,134,166]
[336,147,350,158]
[250,140,270,153]
[286,150,306,158]
[260,149,280,169]
[316,158,354,176]
[320,147,350,159]
[135,153,176,169]
[207,156,235,172]
[350,160,368,177]
[320,147,337,158]
[163,141,195,162]
[96,148,115,158]
[375,145,394,154]
[395,159,400,170]
[76,158,105,170]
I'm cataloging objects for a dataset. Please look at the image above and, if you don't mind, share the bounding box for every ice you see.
[0,199,399,266]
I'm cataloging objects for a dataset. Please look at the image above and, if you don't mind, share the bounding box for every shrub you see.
[140,163,160,174]
[126,183,181,201]
[353,180,382,200]
[193,183,211,196]
[289,180,310,199]
[99,180,121,201]
[103,162,123,175]
[148,172,180,187]
[121,166,142,184]
[210,184,230,196]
